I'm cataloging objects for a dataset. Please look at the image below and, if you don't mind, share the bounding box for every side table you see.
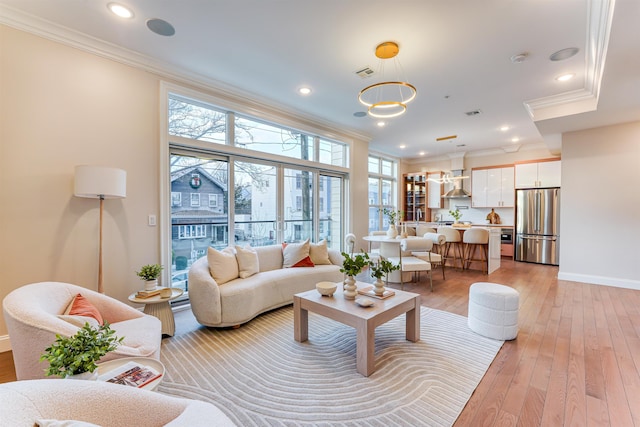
[128,288,183,337]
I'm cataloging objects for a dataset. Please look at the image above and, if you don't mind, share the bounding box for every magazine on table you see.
[98,361,162,388]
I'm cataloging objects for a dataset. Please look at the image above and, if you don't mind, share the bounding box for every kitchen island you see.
[373,225,502,275]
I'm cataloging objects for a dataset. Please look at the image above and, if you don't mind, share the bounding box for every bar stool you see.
[437,226,464,270]
[462,228,490,274]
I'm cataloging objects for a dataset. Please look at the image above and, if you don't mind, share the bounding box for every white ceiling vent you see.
[355,67,375,79]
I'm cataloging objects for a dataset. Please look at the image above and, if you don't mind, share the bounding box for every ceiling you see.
[1,0,639,162]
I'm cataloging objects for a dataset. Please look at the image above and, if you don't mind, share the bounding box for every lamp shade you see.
[74,166,126,199]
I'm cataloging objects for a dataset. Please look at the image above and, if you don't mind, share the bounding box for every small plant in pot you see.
[449,209,462,223]
[340,252,369,300]
[369,259,400,295]
[136,264,163,291]
[40,322,123,379]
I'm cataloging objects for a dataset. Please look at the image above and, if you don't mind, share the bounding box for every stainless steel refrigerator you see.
[514,188,560,265]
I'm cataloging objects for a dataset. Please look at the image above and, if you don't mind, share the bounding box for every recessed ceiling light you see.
[377,121,386,127]
[555,73,575,82]
[107,3,134,18]
[399,144,406,149]
[419,151,425,156]
[511,137,520,143]
[500,125,510,132]
[298,87,312,95]
[550,47,579,61]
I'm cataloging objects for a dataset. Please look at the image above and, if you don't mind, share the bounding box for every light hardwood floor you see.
[1,259,638,426]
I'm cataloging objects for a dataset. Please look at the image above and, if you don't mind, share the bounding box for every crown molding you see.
[0,5,371,144]
[523,0,615,122]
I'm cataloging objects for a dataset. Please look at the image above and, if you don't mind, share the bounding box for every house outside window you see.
[209,194,218,207]
[171,192,181,207]
[190,193,200,207]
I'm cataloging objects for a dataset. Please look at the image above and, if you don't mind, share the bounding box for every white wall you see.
[558,121,640,289]
[0,26,161,341]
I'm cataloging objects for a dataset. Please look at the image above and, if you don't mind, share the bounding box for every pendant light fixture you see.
[358,41,417,118]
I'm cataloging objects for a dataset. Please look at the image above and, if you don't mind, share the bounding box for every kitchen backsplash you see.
[432,201,514,225]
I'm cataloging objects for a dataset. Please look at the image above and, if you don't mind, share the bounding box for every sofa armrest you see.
[188,256,223,326]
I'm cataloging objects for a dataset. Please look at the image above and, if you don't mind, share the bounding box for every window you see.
[368,154,398,232]
[166,91,348,298]
[168,95,226,144]
[178,225,207,239]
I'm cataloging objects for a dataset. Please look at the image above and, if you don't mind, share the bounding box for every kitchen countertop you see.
[403,222,513,228]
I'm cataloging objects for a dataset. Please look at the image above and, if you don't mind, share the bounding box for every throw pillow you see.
[309,240,331,265]
[235,245,259,278]
[63,294,103,325]
[282,239,314,268]
[207,246,239,284]
[57,314,100,329]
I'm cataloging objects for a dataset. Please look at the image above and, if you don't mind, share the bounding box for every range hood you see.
[442,169,471,198]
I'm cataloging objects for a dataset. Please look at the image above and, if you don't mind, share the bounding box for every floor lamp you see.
[74,166,127,294]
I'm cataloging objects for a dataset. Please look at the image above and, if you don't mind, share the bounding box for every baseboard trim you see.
[558,272,640,291]
[0,335,11,353]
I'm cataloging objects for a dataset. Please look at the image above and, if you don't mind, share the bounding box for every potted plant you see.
[136,264,163,291]
[380,208,403,238]
[340,252,369,300]
[449,209,462,224]
[40,322,123,379]
[369,259,400,295]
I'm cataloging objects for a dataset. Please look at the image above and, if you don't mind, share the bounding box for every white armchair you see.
[3,282,162,380]
[0,379,236,427]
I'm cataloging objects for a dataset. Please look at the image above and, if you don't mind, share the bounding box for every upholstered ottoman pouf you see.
[468,282,519,340]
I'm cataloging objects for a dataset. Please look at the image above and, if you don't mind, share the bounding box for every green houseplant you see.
[340,252,369,300]
[449,209,462,223]
[40,322,123,378]
[369,259,400,295]
[136,264,163,290]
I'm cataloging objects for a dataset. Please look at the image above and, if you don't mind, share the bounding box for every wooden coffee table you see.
[293,282,421,377]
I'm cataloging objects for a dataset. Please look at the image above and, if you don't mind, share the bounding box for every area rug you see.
[158,306,504,426]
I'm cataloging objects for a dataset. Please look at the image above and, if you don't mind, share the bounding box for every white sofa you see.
[189,245,344,327]
[0,379,236,427]
[3,282,162,380]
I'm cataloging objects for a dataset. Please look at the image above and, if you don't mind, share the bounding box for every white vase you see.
[144,279,158,291]
[343,276,357,300]
[373,278,385,296]
[386,225,398,238]
[65,371,98,380]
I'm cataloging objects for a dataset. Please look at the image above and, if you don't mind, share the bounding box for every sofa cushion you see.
[207,247,239,285]
[282,240,314,268]
[64,294,103,325]
[235,245,259,279]
[309,240,331,265]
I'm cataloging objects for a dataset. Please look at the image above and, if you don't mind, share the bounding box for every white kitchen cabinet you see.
[472,167,514,207]
[427,172,443,209]
[515,160,561,188]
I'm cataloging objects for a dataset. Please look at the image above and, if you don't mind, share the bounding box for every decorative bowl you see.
[316,281,338,297]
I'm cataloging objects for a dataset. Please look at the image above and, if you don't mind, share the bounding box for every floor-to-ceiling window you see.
[164,88,349,294]
[368,155,398,232]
